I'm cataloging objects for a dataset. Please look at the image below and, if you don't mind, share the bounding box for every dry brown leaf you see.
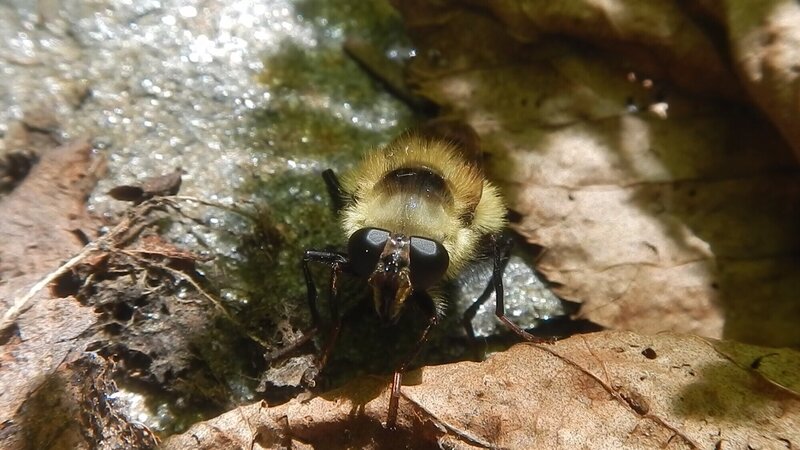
[163,330,800,449]
[0,139,98,283]
[708,1,800,161]
[392,1,800,346]
[0,139,103,448]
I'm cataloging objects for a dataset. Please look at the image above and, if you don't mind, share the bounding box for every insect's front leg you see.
[461,237,512,341]
[300,249,349,387]
[488,235,554,344]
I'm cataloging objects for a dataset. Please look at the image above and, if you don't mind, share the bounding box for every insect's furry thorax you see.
[340,135,506,278]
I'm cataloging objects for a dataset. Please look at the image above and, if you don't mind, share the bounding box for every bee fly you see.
[301,130,550,428]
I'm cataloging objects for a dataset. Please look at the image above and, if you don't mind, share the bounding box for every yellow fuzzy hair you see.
[340,135,506,278]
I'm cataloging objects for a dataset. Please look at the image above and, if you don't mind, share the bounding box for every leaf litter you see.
[163,331,800,449]
[0,137,257,447]
[4,1,800,448]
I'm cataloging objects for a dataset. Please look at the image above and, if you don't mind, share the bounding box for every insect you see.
[302,130,549,428]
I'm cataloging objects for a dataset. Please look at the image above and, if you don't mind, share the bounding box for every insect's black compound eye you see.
[347,228,390,277]
[409,236,449,288]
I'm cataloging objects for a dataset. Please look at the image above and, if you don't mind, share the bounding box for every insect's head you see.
[348,228,449,323]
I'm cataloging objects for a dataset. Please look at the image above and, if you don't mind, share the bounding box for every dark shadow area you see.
[671,360,796,423]
[711,340,800,394]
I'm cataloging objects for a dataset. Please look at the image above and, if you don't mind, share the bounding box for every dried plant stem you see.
[0,242,99,334]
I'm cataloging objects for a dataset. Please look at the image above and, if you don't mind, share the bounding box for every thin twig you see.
[0,243,98,333]
[168,195,260,221]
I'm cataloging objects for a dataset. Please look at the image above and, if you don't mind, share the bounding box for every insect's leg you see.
[387,370,404,430]
[264,251,332,361]
[387,318,436,428]
[322,169,346,214]
[386,293,438,429]
[462,245,512,341]
[490,235,553,344]
[302,250,348,324]
[313,261,344,376]
[297,250,349,386]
